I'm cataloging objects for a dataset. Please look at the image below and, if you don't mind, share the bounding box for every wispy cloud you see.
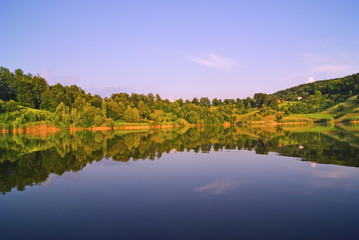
[84,86,130,98]
[312,64,353,75]
[40,68,79,86]
[282,64,355,83]
[193,178,239,195]
[42,171,80,189]
[188,54,239,70]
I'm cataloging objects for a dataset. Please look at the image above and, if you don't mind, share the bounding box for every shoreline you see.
[0,123,188,134]
[1,120,357,135]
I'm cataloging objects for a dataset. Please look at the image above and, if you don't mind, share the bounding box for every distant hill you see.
[272,73,359,103]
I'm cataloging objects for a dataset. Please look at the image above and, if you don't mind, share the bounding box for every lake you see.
[1,124,359,240]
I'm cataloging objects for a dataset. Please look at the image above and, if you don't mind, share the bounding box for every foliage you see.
[123,106,140,123]
[1,66,359,128]
[275,112,283,122]
[1,126,359,195]
[272,73,359,112]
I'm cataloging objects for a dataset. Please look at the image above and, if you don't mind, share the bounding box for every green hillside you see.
[272,73,359,102]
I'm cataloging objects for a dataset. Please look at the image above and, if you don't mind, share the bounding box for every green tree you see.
[138,101,150,119]
[4,100,19,112]
[90,95,102,108]
[245,102,251,109]
[124,106,140,122]
[82,103,102,127]
[212,98,220,106]
[54,102,70,128]
[254,93,268,108]
[199,97,210,107]
[107,100,124,120]
[185,111,199,124]
[192,97,199,105]
[314,91,322,113]
[236,98,244,109]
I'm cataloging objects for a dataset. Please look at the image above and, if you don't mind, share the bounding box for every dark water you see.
[1,125,359,240]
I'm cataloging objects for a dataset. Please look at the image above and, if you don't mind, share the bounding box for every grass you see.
[281,125,335,133]
[342,116,359,122]
[324,95,359,121]
[114,121,150,126]
[279,117,313,123]
[290,113,335,119]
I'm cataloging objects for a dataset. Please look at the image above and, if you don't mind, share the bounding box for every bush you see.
[0,100,4,113]
[175,118,190,126]
[94,115,103,127]
[185,111,199,124]
[337,104,344,112]
[124,107,140,123]
[25,111,37,122]
[279,118,312,123]
[314,117,334,123]
[343,116,359,122]
[275,112,283,122]
[4,100,19,112]
[102,118,115,128]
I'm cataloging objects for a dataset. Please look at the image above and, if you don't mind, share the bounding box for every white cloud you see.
[188,54,239,70]
[308,77,314,83]
[40,68,79,86]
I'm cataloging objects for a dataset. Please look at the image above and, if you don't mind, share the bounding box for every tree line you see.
[1,66,358,129]
[0,67,257,128]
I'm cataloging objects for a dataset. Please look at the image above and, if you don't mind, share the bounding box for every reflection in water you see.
[42,171,80,189]
[0,124,358,195]
[193,178,239,195]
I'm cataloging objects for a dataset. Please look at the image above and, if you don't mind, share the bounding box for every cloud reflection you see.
[193,178,238,195]
[42,171,80,189]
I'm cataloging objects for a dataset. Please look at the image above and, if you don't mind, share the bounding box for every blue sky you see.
[1,0,359,100]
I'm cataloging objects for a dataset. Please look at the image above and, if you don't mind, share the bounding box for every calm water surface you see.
[1,125,359,240]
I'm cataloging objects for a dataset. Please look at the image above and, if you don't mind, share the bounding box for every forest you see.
[0,66,359,130]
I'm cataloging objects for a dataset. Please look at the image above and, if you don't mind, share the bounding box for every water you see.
[1,125,359,239]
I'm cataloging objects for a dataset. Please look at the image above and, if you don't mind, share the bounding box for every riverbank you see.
[0,122,195,134]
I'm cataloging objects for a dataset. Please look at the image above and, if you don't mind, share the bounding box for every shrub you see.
[279,118,312,123]
[175,118,189,126]
[314,117,334,123]
[4,100,19,112]
[343,116,359,122]
[275,112,283,122]
[124,106,140,123]
[94,115,103,127]
[102,118,115,128]
[337,104,344,112]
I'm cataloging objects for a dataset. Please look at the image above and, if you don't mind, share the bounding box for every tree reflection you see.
[0,125,359,195]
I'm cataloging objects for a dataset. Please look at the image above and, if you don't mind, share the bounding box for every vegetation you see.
[1,66,359,130]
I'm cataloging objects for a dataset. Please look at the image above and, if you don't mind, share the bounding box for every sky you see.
[1,0,359,100]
